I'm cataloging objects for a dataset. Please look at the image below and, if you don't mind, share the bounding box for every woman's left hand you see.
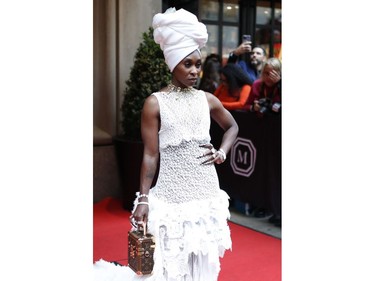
[198,143,225,165]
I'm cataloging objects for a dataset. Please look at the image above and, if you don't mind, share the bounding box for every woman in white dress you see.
[94,8,239,281]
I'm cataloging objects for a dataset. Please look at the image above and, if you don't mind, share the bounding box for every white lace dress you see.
[94,87,232,281]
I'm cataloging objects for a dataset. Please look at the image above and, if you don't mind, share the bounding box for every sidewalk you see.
[229,208,281,239]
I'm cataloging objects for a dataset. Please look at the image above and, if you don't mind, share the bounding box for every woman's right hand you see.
[131,203,149,227]
[268,70,281,84]
[234,42,252,56]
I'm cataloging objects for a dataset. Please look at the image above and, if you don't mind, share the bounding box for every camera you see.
[257,98,271,114]
[256,98,281,116]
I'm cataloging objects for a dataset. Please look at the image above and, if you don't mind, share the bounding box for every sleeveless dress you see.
[94,87,232,281]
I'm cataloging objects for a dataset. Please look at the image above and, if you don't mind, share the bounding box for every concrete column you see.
[93,0,117,135]
[93,0,161,136]
[117,0,161,134]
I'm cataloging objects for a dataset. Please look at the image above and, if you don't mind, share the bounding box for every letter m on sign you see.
[237,150,248,165]
[230,137,256,177]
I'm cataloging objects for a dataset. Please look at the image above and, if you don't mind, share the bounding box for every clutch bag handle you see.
[138,221,147,237]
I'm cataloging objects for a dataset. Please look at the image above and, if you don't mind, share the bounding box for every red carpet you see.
[94,197,281,281]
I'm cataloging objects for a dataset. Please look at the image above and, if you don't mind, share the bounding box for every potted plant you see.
[115,27,171,210]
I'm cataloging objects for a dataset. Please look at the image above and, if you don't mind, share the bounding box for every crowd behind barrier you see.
[210,110,281,214]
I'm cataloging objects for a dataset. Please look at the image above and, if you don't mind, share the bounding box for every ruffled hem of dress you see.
[132,189,231,238]
[131,189,232,280]
[93,190,232,281]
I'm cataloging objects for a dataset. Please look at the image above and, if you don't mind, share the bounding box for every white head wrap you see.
[152,8,208,72]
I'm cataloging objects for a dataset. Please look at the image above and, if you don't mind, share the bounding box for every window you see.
[205,24,219,55]
[200,0,240,63]
[255,0,281,59]
[201,0,219,20]
[222,25,239,56]
[223,0,239,22]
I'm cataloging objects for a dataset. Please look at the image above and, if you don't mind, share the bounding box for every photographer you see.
[248,57,282,227]
[249,57,281,117]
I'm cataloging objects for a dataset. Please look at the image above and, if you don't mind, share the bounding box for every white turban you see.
[152,8,208,72]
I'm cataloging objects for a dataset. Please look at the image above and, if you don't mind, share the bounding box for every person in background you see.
[249,57,282,226]
[94,7,239,280]
[248,57,281,117]
[227,42,267,84]
[198,53,221,94]
[214,63,252,111]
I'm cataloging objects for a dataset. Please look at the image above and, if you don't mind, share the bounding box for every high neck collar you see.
[167,83,194,93]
